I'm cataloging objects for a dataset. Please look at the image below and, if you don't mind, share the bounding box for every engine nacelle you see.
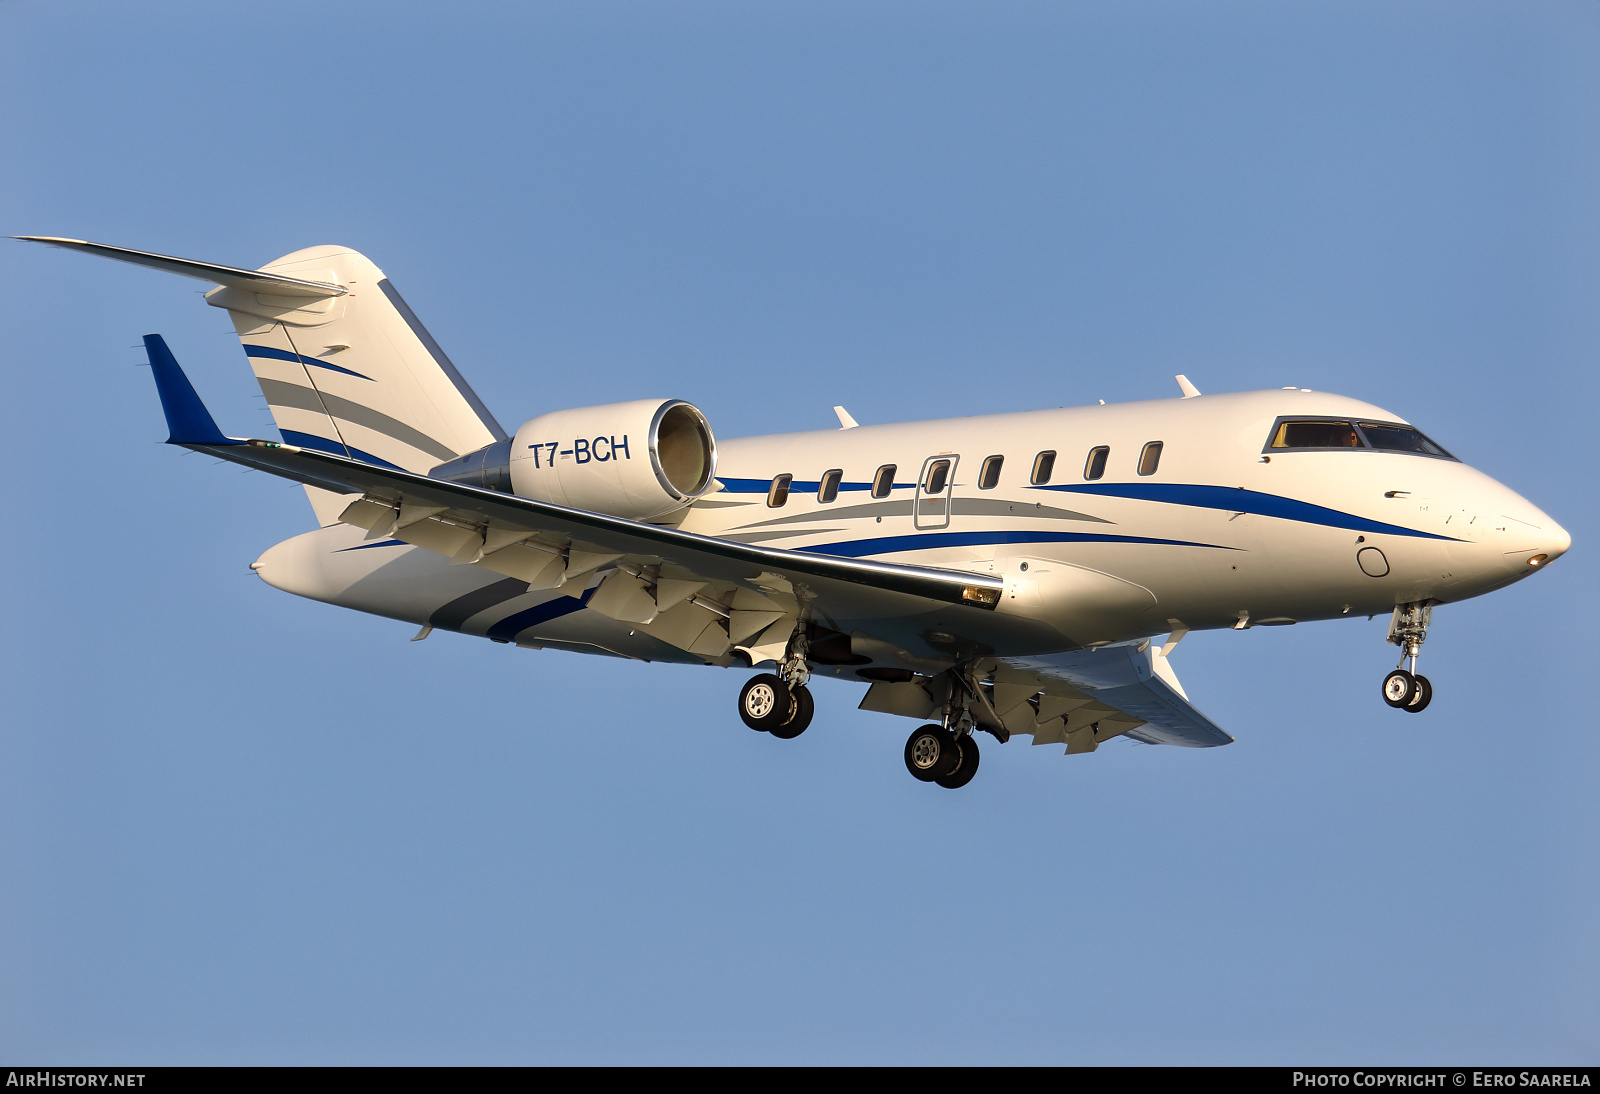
[504,399,717,520]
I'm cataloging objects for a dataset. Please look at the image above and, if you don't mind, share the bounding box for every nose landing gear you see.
[1382,602,1434,714]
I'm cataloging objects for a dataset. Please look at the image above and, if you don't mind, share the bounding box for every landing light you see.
[1528,554,1548,567]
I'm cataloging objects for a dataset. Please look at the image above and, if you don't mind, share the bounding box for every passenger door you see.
[914,454,958,530]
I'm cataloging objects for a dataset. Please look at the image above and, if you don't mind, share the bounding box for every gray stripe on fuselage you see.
[718,527,849,544]
[730,496,1109,530]
[258,378,460,463]
[428,577,530,632]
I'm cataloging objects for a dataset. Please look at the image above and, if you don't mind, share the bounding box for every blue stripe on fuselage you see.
[800,530,1231,558]
[1034,482,1458,541]
[716,477,915,494]
[485,587,597,643]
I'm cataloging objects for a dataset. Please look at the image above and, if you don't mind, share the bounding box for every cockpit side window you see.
[1270,420,1363,449]
[1356,422,1455,459]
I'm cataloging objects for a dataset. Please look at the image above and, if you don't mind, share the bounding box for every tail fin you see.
[205,245,506,473]
[19,237,507,524]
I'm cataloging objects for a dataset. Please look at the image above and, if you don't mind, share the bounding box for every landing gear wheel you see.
[1382,669,1417,708]
[770,684,813,739]
[904,724,959,782]
[739,673,793,732]
[935,733,980,789]
[1405,674,1432,713]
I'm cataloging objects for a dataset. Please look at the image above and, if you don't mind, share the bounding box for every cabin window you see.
[1030,451,1056,485]
[1356,422,1455,459]
[978,455,1004,490]
[1270,420,1362,449]
[1084,446,1109,480]
[767,474,792,507]
[872,464,896,498]
[1137,441,1163,476]
[924,460,951,495]
[818,469,843,504]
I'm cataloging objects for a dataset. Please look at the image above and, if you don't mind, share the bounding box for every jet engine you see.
[430,398,718,521]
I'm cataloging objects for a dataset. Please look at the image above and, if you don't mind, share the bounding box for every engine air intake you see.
[493,398,718,520]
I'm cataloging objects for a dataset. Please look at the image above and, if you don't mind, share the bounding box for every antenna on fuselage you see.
[1175,375,1201,398]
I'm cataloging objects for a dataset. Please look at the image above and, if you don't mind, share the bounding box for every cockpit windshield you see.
[1356,422,1453,458]
[1266,418,1456,460]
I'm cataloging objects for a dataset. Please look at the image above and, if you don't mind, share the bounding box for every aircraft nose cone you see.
[1502,513,1571,576]
[1530,520,1571,571]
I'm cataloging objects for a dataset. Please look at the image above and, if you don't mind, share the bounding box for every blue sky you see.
[1,0,1595,1064]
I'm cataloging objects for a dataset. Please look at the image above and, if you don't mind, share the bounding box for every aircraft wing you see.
[141,334,1040,664]
[997,643,1235,749]
[861,640,1234,752]
[145,332,1229,749]
[222,434,1026,648]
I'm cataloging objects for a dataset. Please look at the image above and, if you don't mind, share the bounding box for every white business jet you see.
[19,237,1572,788]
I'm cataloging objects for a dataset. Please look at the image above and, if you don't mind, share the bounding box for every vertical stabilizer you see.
[205,246,506,521]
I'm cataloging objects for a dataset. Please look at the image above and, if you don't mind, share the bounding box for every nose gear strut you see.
[1382,602,1434,713]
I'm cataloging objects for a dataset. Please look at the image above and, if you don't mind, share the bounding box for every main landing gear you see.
[738,673,814,738]
[1381,602,1433,714]
[901,669,988,789]
[734,644,992,789]
[737,633,814,739]
[903,724,980,789]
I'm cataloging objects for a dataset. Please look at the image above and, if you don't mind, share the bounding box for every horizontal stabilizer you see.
[15,237,347,298]
[143,335,240,447]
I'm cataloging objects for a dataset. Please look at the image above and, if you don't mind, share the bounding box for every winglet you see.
[143,334,240,446]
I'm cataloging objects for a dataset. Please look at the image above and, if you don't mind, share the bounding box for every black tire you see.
[1405,674,1433,713]
[1382,669,1416,708]
[739,673,793,732]
[770,684,813,739]
[904,724,959,782]
[935,733,980,789]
